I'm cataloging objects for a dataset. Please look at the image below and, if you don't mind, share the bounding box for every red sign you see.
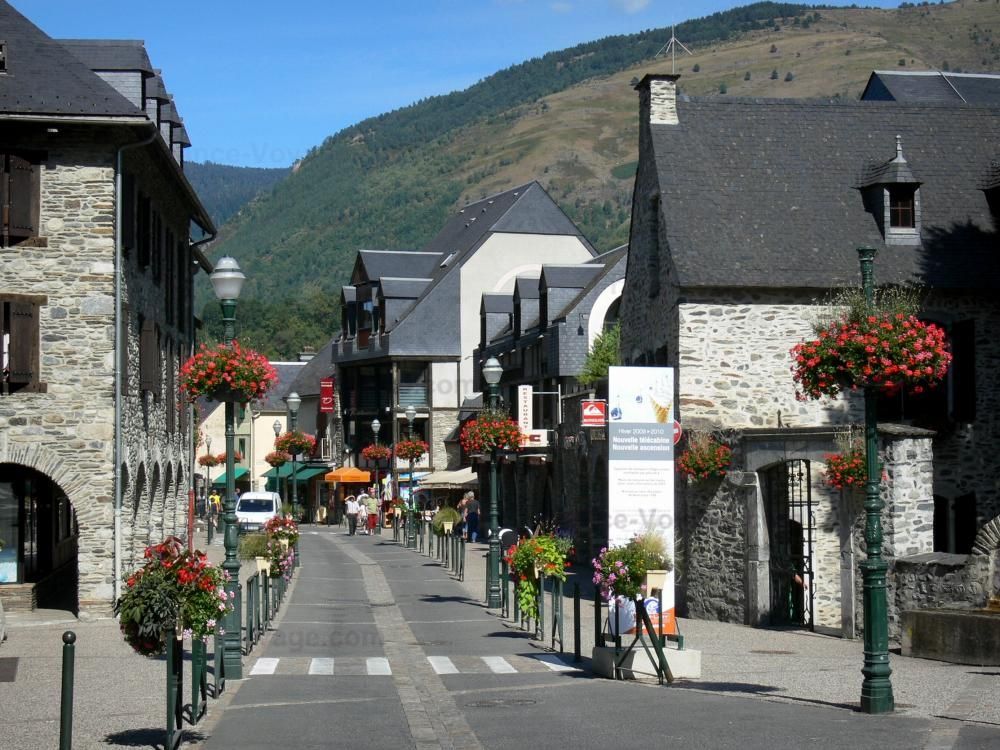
[320,377,336,413]
[581,400,607,427]
[673,420,683,445]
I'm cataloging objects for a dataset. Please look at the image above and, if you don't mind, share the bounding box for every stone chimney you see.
[635,73,680,126]
[298,345,316,362]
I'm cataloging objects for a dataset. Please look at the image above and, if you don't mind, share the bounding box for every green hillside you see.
[201,0,995,359]
[185,161,290,228]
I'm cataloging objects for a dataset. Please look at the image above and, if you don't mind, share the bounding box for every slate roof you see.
[258,362,308,410]
[377,182,595,356]
[515,276,541,299]
[378,278,431,299]
[353,250,440,284]
[0,2,143,118]
[648,97,1000,290]
[541,264,603,289]
[862,71,1000,105]
[59,39,154,73]
[287,341,335,399]
[482,294,514,313]
[147,74,169,101]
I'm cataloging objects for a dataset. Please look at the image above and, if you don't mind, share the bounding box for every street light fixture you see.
[405,405,417,548]
[857,246,894,714]
[371,418,381,535]
[482,356,503,609]
[285,391,301,518]
[209,255,245,680]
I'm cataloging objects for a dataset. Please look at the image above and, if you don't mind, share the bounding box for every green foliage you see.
[720,81,729,94]
[771,68,779,79]
[185,161,290,228]
[238,532,269,559]
[785,71,795,81]
[505,534,568,620]
[610,160,638,180]
[579,322,620,386]
[432,506,462,535]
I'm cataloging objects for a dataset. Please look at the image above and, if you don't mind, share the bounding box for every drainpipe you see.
[187,231,216,540]
[114,125,157,602]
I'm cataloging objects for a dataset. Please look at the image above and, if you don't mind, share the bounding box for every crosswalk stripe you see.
[533,654,576,672]
[482,656,517,674]
[308,658,335,675]
[367,657,392,675]
[250,657,279,675]
[427,656,459,674]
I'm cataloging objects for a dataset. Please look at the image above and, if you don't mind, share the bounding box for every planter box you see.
[644,570,669,596]
[902,609,1000,665]
[592,645,701,680]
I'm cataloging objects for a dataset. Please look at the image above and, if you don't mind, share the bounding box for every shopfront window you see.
[0,479,19,583]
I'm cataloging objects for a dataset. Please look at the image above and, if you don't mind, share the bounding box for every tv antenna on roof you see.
[655,25,692,74]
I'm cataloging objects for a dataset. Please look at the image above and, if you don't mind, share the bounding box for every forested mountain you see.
[185,161,291,228]
[199,0,995,359]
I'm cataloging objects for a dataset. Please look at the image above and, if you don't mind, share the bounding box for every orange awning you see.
[324,467,371,483]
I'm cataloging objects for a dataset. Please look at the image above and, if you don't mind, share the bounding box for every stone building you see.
[618,73,999,637]
[0,3,214,615]
[330,183,596,494]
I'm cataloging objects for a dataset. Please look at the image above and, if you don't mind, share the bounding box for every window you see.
[1,294,46,394]
[139,318,161,398]
[121,172,136,254]
[1,152,40,247]
[888,186,916,228]
[137,194,151,268]
[165,340,175,433]
[934,493,977,554]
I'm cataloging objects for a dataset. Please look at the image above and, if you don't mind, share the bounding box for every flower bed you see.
[677,433,731,481]
[179,341,277,403]
[824,448,867,489]
[592,533,672,602]
[114,536,233,656]
[460,408,522,453]
[395,439,428,461]
[274,430,316,456]
[505,534,568,620]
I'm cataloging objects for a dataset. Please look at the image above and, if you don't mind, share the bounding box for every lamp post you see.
[371,418,381,536]
[205,436,214,545]
[272,420,282,496]
[405,405,417,548]
[285,391,301,519]
[857,246,894,714]
[482,357,503,608]
[210,255,245,680]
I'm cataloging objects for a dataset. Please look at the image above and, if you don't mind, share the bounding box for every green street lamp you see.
[210,254,245,680]
[272,419,282,496]
[857,246,894,714]
[405,405,417,548]
[205,435,214,545]
[285,391,301,519]
[482,356,503,609]
[371,418,381,536]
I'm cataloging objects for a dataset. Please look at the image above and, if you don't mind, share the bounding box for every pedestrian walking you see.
[208,489,222,530]
[345,495,359,536]
[365,493,378,534]
[464,491,481,542]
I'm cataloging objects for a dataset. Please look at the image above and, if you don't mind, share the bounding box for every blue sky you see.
[17,0,899,167]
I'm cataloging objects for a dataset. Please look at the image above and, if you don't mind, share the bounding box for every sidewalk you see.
[451,538,1000,727]
[0,521,253,750]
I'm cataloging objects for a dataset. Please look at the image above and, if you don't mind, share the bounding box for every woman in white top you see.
[345,495,359,536]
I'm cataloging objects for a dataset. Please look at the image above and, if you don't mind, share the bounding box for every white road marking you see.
[533,654,576,672]
[250,657,279,675]
[367,657,392,675]
[308,658,335,675]
[482,656,517,674]
[427,656,459,674]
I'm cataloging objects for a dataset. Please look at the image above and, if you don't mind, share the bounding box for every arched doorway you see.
[0,463,79,612]
[760,459,815,629]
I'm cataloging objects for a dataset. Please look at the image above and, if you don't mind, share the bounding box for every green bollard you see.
[191,639,207,723]
[59,631,75,750]
[574,583,581,662]
[165,629,184,750]
[594,588,603,649]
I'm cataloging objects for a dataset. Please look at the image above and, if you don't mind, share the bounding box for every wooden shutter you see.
[951,320,976,422]
[139,318,156,391]
[7,300,38,385]
[7,155,37,241]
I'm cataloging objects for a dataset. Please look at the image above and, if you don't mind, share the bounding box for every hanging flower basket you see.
[217,451,243,463]
[395,439,429,462]
[824,448,867,489]
[791,312,951,401]
[460,408,523,454]
[677,433,731,481]
[274,430,316,457]
[265,450,291,468]
[361,443,391,462]
[505,534,569,621]
[114,536,233,657]
[179,341,277,403]
[197,453,221,468]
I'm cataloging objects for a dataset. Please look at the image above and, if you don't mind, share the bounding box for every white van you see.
[235,491,282,533]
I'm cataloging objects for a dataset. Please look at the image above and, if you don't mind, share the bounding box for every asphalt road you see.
[199,528,1000,750]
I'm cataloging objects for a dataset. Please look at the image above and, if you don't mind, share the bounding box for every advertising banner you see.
[607,366,675,634]
[319,377,335,413]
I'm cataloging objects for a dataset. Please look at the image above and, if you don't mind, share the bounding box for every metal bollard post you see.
[537,574,545,641]
[60,631,76,750]
[165,629,184,750]
[594,588,603,650]
[573,583,581,662]
[190,638,207,724]
[500,560,509,618]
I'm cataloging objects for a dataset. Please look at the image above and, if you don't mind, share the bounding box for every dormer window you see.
[857,135,921,245]
[0,42,7,73]
[888,185,916,228]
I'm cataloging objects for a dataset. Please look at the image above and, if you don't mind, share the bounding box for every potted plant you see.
[264,516,299,579]
[265,450,291,468]
[274,430,316,457]
[197,453,221,469]
[677,432,731,481]
[179,341,277,403]
[395,439,429,462]
[790,286,951,401]
[114,537,233,656]
[459,407,523,455]
[593,533,674,634]
[239,532,271,575]
[505,534,569,621]
[432,506,461,535]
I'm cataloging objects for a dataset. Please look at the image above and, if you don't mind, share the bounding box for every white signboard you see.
[608,366,675,627]
[517,385,533,431]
